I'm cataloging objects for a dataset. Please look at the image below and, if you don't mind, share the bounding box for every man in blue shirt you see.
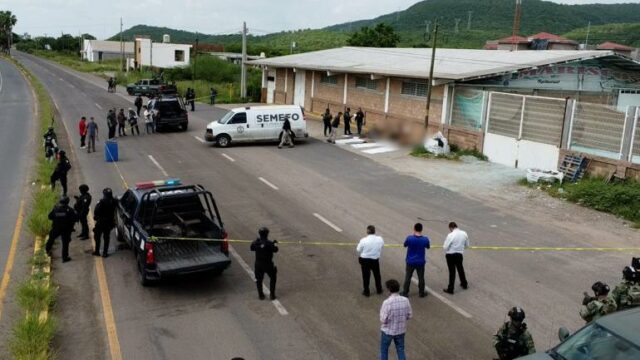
[401,223,430,298]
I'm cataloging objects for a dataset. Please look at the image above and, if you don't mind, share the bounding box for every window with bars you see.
[320,74,338,85]
[355,77,378,90]
[401,80,428,97]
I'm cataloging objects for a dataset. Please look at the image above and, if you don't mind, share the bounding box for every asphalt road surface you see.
[15,51,638,360]
[0,58,33,294]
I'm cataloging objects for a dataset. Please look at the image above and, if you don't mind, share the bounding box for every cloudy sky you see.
[2,0,639,39]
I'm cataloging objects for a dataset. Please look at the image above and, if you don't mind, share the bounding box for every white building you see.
[82,39,134,62]
[134,37,192,69]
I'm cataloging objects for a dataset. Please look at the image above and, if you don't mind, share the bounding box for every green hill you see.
[564,23,640,48]
[112,0,640,53]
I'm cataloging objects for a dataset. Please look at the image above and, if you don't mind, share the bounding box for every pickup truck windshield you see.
[554,323,640,360]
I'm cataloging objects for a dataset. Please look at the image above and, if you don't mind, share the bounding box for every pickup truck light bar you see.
[135,178,182,189]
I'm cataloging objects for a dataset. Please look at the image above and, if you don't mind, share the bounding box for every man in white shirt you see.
[443,222,469,295]
[356,225,384,297]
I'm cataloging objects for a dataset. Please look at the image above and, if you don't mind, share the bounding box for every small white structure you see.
[134,37,192,69]
[82,39,134,62]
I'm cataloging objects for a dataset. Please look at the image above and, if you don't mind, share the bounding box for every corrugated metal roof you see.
[597,41,634,51]
[248,47,624,81]
[88,40,134,53]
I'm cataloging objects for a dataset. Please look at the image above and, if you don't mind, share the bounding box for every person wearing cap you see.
[45,196,78,263]
[73,184,92,240]
[92,188,118,257]
[580,281,617,323]
[250,227,279,300]
[493,307,535,360]
[50,150,72,196]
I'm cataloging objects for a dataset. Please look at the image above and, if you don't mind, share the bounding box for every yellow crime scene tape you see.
[148,236,640,252]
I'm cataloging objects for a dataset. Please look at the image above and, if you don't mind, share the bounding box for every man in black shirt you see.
[51,150,72,196]
[322,108,332,137]
[73,184,92,240]
[93,188,118,257]
[278,118,294,149]
[250,227,279,300]
[46,196,78,263]
[355,107,365,136]
[343,107,352,135]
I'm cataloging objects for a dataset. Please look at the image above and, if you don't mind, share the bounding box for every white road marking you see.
[312,213,343,233]
[362,146,399,154]
[258,177,279,191]
[412,278,473,318]
[147,155,169,177]
[335,138,365,145]
[221,153,235,162]
[0,69,3,94]
[68,83,75,89]
[229,248,288,316]
[95,103,103,110]
[194,136,205,143]
[351,143,385,149]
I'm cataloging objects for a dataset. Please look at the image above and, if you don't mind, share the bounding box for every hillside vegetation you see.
[565,23,640,48]
[112,0,640,53]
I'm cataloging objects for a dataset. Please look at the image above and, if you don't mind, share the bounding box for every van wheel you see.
[217,134,231,148]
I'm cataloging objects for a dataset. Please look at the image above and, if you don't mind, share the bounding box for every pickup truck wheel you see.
[180,123,188,132]
[216,134,231,148]
[137,253,151,287]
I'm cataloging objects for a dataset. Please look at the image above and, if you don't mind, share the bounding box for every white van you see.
[204,105,308,147]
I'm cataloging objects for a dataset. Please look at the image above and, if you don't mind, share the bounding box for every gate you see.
[484,92,566,170]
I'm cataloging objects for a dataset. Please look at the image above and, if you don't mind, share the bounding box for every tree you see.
[347,23,400,47]
[0,11,17,52]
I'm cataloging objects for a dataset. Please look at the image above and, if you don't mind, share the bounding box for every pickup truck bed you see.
[155,240,231,275]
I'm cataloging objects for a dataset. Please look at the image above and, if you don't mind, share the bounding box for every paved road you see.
[0,58,33,289]
[16,51,637,359]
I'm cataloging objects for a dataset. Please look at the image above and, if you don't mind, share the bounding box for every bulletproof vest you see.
[496,322,528,360]
[95,198,117,224]
[51,205,75,231]
[45,135,54,147]
[624,283,640,307]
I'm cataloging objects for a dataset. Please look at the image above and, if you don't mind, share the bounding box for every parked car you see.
[147,94,188,131]
[518,307,640,360]
[126,79,177,97]
[204,105,308,147]
[115,179,231,286]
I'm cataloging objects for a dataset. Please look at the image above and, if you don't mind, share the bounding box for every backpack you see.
[626,283,640,307]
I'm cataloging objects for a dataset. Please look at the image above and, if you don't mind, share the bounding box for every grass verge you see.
[2,55,58,359]
[519,177,640,228]
[410,144,488,161]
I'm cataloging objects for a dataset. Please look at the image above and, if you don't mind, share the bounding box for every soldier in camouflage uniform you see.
[493,307,535,360]
[580,281,617,323]
[612,266,640,310]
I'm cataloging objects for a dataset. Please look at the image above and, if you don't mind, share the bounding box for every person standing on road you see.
[134,95,143,116]
[128,108,140,136]
[328,112,342,144]
[51,150,71,196]
[86,117,98,153]
[580,281,617,323]
[45,196,78,263]
[210,87,217,105]
[78,116,87,149]
[493,307,536,360]
[278,117,294,149]
[322,108,332,137]
[401,223,430,298]
[380,279,412,360]
[357,225,384,297]
[343,107,352,135]
[250,227,279,300]
[355,107,365,136]
[117,108,127,137]
[43,127,58,162]
[92,188,118,258]
[443,221,469,294]
[143,105,154,134]
[73,184,92,240]
[107,109,117,139]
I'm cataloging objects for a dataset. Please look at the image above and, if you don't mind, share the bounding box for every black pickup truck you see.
[126,79,177,97]
[115,181,231,286]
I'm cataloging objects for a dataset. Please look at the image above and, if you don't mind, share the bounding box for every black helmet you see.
[623,266,636,281]
[632,257,640,271]
[508,307,525,322]
[103,188,113,198]
[258,227,269,238]
[48,126,54,131]
[79,184,89,193]
[59,196,70,205]
[592,281,610,296]
[58,150,66,156]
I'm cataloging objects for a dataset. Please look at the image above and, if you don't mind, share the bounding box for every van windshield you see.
[218,111,234,124]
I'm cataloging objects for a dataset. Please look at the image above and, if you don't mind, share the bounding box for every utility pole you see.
[424,20,438,130]
[150,39,153,69]
[455,18,461,33]
[467,11,473,30]
[240,21,247,99]
[424,21,431,42]
[584,21,591,49]
[119,17,124,71]
[511,0,522,52]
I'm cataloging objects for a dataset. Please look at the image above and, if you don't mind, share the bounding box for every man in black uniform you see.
[50,150,71,196]
[43,127,58,162]
[46,196,78,263]
[343,107,352,135]
[73,184,92,240]
[134,95,143,116]
[250,227,279,300]
[322,108,332,137]
[355,107,365,136]
[92,188,118,258]
[107,109,117,139]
